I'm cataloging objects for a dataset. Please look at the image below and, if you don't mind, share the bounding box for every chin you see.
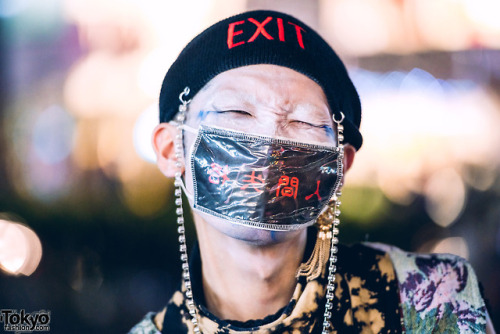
[227,226,293,246]
[195,211,305,246]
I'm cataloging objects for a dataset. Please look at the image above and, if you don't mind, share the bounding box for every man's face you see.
[180,64,339,244]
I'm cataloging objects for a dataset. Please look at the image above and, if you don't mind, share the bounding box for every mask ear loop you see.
[173,87,202,334]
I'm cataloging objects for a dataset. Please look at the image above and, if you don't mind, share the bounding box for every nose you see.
[250,113,294,139]
[273,124,294,139]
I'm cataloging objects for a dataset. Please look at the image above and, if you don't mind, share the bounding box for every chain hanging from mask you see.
[321,111,345,334]
[296,111,345,333]
[173,87,201,334]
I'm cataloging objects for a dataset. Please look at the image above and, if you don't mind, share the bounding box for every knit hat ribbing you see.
[159,10,363,149]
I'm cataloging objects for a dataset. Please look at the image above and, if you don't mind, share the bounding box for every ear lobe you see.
[341,144,356,184]
[152,123,184,177]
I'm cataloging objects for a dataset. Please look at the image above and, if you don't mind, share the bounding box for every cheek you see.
[323,126,336,140]
[189,109,221,127]
[180,131,197,193]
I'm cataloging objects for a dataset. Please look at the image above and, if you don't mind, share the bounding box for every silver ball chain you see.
[174,87,201,333]
[321,112,345,334]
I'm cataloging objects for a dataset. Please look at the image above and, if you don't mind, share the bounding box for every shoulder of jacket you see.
[362,242,487,333]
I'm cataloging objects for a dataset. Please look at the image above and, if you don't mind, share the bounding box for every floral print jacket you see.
[369,242,487,333]
[129,240,487,333]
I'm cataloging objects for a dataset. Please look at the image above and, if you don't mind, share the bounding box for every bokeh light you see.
[133,104,159,164]
[320,0,500,55]
[413,0,471,51]
[0,0,33,18]
[0,219,42,276]
[431,236,470,260]
[424,168,466,227]
[32,105,75,165]
[462,0,500,33]
[137,48,172,98]
[347,67,500,207]
[320,0,391,56]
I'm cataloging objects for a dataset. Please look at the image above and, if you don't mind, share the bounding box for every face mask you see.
[180,124,343,231]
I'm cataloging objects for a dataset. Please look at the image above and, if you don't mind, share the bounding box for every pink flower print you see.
[401,256,468,319]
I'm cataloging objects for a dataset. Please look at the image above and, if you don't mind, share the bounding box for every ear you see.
[341,144,356,184]
[152,123,184,177]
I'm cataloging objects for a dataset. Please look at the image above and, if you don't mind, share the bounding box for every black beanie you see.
[159,10,363,150]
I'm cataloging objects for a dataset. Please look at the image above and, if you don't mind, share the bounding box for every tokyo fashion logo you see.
[0,309,50,332]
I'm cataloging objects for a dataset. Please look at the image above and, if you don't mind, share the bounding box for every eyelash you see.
[216,110,252,116]
[214,111,331,130]
[292,120,328,129]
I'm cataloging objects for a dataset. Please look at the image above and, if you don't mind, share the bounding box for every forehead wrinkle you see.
[197,65,331,118]
[206,86,291,117]
[220,70,298,110]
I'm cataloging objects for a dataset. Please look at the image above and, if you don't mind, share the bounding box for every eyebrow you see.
[207,88,258,110]
[212,87,254,100]
[291,103,332,123]
[204,86,332,123]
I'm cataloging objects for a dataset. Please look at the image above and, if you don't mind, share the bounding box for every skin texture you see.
[153,64,354,321]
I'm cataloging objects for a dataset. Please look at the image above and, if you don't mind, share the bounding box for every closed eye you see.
[215,110,252,116]
[291,120,328,128]
[290,121,335,139]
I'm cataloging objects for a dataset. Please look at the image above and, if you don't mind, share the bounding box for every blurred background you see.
[0,0,499,332]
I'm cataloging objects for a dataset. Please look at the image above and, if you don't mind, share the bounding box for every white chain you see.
[322,112,345,333]
[174,87,201,333]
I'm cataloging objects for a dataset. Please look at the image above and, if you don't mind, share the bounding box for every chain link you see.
[322,111,345,333]
[174,87,201,333]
